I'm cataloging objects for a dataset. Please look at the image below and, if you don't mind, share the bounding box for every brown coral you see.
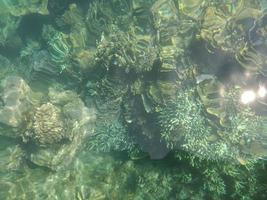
[32,103,65,146]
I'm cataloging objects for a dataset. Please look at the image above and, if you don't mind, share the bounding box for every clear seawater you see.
[0,0,267,199]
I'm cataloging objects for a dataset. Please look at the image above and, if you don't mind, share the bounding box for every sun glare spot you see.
[241,90,256,104]
[257,86,267,98]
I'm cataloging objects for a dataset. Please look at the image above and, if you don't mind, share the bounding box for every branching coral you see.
[158,88,213,155]
[221,88,267,161]
[158,84,267,162]
[85,74,135,153]
[174,150,265,200]
[88,120,136,153]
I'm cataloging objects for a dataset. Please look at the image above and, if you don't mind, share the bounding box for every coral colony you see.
[0,0,267,199]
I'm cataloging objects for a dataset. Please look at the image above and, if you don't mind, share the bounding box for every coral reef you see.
[31,103,65,146]
[27,87,96,170]
[0,0,49,46]
[157,87,231,161]
[1,0,267,200]
[42,25,72,73]
[0,149,266,200]
[95,25,158,74]
[26,50,61,86]
[88,120,136,153]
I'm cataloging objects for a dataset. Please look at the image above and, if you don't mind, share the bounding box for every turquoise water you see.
[0,0,267,199]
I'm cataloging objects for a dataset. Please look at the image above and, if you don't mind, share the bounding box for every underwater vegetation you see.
[1,0,267,199]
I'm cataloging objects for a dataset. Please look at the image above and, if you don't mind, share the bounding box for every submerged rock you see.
[0,76,38,138]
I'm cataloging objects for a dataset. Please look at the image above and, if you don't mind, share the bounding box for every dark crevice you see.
[17,13,51,43]
[190,39,245,85]
[48,0,73,17]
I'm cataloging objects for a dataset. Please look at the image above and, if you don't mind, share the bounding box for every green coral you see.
[158,84,267,162]
[86,75,135,154]
[174,151,265,200]
[158,87,213,156]
[88,120,136,153]
[221,89,267,160]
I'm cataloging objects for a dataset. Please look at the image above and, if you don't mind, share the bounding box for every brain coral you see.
[32,102,65,146]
